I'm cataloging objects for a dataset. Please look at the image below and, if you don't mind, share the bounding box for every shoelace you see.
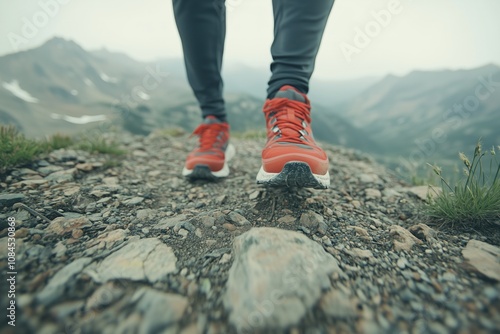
[192,123,227,150]
[263,98,312,144]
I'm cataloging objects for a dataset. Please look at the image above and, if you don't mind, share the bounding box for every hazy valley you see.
[1,37,498,180]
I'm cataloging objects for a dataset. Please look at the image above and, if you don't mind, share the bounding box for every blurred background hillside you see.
[1,0,499,181]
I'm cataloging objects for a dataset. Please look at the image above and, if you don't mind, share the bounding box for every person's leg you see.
[257,0,335,189]
[174,0,233,180]
[172,0,226,121]
[267,0,335,98]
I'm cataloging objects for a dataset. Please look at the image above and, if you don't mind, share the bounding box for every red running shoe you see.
[182,116,235,180]
[256,85,330,189]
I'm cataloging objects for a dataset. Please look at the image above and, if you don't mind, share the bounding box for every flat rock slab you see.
[37,257,92,306]
[0,193,26,208]
[93,238,177,283]
[225,227,342,332]
[462,239,500,281]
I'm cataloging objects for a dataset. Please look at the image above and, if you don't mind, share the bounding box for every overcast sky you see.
[1,0,499,80]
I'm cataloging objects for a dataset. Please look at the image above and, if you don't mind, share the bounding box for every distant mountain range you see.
[333,64,500,163]
[0,37,498,167]
[0,37,375,151]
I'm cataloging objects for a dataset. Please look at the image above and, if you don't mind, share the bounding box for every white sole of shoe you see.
[256,161,330,189]
[182,144,235,179]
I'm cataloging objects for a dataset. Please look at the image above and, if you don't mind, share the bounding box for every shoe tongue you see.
[274,86,306,103]
[204,116,222,125]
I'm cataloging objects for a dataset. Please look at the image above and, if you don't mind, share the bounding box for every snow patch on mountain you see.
[137,91,150,100]
[100,72,118,83]
[84,78,94,87]
[2,80,39,103]
[51,113,107,124]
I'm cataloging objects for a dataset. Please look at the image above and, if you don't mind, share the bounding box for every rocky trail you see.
[0,131,499,334]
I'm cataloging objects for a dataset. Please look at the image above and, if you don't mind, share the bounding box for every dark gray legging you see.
[172,0,335,121]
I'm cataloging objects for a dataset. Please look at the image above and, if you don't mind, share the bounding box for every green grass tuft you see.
[0,125,42,172]
[76,137,125,155]
[45,133,74,150]
[425,141,500,229]
[1,125,125,173]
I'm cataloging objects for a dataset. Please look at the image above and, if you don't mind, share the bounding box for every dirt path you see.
[0,131,499,334]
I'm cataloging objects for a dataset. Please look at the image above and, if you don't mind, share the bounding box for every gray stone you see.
[18,167,38,175]
[249,190,260,200]
[364,188,382,199]
[45,168,76,183]
[52,241,67,258]
[409,223,438,244]
[38,165,64,176]
[225,227,342,332]
[320,290,358,319]
[154,214,189,230]
[444,313,459,329]
[85,282,124,310]
[37,257,92,306]
[382,188,402,199]
[46,217,92,236]
[136,209,157,220]
[483,286,499,301]
[86,228,128,250]
[389,225,423,252]
[0,193,26,208]
[13,179,48,187]
[441,272,457,282]
[406,185,441,201]
[177,221,195,232]
[277,215,296,224]
[351,226,372,241]
[346,248,374,259]
[299,211,324,229]
[37,159,50,167]
[359,173,380,183]
[397,257,408,269]
[133,287,188,333]
[219,253,232,264]
[94,238,177,283]
[462,240,500,281]
[86,202,97,213]
[227,211,250,226]
[124,196,144,206]
[200,215,215,227]
[50,149,78,161]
